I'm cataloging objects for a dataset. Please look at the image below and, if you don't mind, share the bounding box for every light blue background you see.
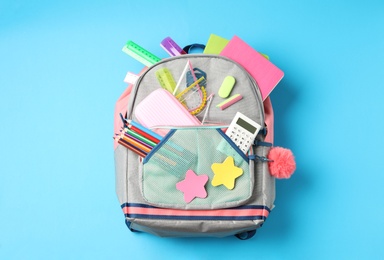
[1,0,383,259]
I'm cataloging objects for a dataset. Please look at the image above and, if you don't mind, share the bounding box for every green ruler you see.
[122,40,161,67]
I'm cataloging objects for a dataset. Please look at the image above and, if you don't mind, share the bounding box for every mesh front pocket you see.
[141,128,254,209]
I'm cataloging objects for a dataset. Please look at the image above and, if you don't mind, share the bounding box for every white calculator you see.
[226,112,262,154]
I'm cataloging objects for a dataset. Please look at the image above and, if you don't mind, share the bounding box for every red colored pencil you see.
[128,124,160,144]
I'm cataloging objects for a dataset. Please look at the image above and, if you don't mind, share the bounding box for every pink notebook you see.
[134,89,201,133]
[220,36,284,100]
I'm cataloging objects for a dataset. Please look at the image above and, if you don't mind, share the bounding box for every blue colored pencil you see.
[127,119,163,141]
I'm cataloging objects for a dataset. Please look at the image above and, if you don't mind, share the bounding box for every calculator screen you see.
[236,117,257,133]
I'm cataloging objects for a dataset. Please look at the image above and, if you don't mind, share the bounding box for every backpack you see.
[113,35,295,240]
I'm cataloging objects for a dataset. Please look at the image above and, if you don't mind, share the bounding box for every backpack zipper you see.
[149,124,230,130]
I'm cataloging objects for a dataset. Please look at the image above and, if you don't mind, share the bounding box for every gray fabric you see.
[115,55,275,237]
[114,145,128,205]
[127,55,264,126]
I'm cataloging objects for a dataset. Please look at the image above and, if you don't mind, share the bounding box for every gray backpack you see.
[114,40,293,239]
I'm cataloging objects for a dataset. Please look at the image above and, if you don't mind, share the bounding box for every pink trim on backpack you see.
[114,84,133,150]
[122,204,270,220]
[263,97,274,144]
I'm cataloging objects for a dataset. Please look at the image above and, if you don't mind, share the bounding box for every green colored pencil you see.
[125,128,157,147]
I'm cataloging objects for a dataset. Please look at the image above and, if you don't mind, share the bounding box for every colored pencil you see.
[128,120,163,141]
[124,128,157,147]
[116,138,147,158]
[127,124,160,144]
[124,132,153,150]
[120,134,152,154]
